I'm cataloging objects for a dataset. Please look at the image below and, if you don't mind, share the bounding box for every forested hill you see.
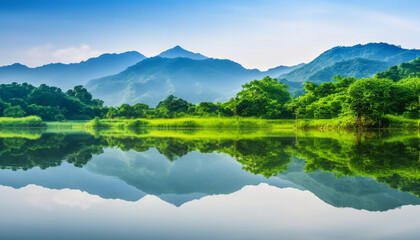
[0,51,146,90]
[376,57,420,81]
[279,43,420,85]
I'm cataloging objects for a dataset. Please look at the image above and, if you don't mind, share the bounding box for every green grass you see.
[0,116,45,128]
[297,115,357,129]
[383,115,419,128]
[85,117,298,130]
[46,120,89,129]
[297,115,420,129]
[146,118,296,129]
[52,115,420,131]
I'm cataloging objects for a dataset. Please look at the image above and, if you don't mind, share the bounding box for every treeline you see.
[0,76,291,120]
[102,76,292,119]
[2,57,419,125]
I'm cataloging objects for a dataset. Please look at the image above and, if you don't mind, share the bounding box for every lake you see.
[0,128,419,239]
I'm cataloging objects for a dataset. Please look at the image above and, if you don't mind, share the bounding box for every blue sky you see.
[1,0,420,70]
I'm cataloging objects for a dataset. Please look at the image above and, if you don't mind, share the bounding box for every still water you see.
[0,128,419,239]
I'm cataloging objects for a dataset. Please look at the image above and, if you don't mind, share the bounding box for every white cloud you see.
[25,44,55,66]
[25,44,103,67]
[52,44,103,64]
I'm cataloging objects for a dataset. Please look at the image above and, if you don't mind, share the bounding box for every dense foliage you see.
[375,57,420,81]
[224,76,292,118]
[0,83,104,120]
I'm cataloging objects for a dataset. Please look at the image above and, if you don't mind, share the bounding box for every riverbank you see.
[84,115,419,130]
[0,115,417,131]
[296,115,419,129]
[85,118,298,129]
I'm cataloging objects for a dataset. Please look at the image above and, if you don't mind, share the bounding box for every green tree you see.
[66,85,93,103]
[231,76,292,118]
[3,105,26,117]
[118,104,135,118]
[156,95,192,118]
[348,78,415,126]
[133,103,149,118]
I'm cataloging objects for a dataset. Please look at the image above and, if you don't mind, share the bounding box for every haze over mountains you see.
[86,46,304,106]
[0,51,146,90]
[0,46,301,106]
[86,46,303,106]
[0,43,419,106]
[279,42,420,84]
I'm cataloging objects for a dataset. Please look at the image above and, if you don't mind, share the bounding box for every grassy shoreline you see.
[0,117,417,140]
[0,115,417,131]
[84,116,419,130]
[85,118,298,129]
[296,115,419,129]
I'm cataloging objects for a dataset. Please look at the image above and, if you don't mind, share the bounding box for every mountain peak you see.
[172,45,183,49]
[1,63,29,70]
[157,46,208,60]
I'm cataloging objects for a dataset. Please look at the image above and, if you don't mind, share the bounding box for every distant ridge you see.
[278,42,420,95]
[84,49,305,106]
[85,56,262,106]
[265,63,305,77]
[1,42,417,104]
[0,51,146,90]
[279,42,420,84]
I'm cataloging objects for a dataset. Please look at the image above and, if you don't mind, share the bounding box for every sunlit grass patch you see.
[0,116,45,128]
[85,117,298,130]
[46,120,90,129]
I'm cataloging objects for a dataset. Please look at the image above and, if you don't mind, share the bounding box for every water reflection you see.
[1,184,420,240]
[0,129,419,211]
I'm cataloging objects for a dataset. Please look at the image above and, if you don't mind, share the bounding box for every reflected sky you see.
[0,184,419,240]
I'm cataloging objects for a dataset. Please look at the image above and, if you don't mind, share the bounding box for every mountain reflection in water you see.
[0,129,419,211]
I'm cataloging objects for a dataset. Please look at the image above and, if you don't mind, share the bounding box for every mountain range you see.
[85,46,303,106]
[1,43,419,106]
[0,46,301,106]
[0,51,146,90]
[279,42,420,89]
[86,56,281,106]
